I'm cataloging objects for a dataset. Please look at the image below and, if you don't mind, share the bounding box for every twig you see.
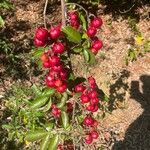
[65,3,89,24]
[61,0,66,27]
[43,0,49,28]
[119,3,135,14]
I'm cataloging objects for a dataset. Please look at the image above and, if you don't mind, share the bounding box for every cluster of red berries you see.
[68,11,80,29]
[74,76,100,144]
[87,17,103,55]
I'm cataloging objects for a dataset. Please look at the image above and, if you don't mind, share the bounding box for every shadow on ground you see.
[112,75,150,150]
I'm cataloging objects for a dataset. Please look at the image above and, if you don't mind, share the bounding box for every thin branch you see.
[119,3,135,14]
[61,0,66,27]
[43,0,49,28]
[65,3,89,24]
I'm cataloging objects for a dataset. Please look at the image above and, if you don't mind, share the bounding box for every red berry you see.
[92,120,99,127]
[91,39,103,50]
[91,105,99,112]
[57,144,63,150]
[83,116,94,126]
[91,131,99,139]
[91,17,103,28]
[88,76,96,87]
[52,106,61,118]
[34,38,46,47]
[74,84,85,93]
[86,104,95,111]
[51,65,63,72]
[49,56,60,67]
[91,48,98,55]
[87,27,97,37]
[46,79,55,88]
[54,79,63,87]
[91,98,99,105]
[43,61,51,68]
[40,53,49,62]
[68,11,78,21]
[49,26,61,40]
[80,94,90,103]
[88,90,98,99]
[85,135,93,144]
[35,27,49,41]
[52,42,65,54]
[60,70,68,80]
[57,83,67,93]
[70,20,80,29]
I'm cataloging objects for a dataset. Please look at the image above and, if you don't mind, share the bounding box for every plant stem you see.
[43,0,49,28]
[61,0,66,27]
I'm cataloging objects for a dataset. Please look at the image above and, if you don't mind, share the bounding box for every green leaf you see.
[43,88,55,96]
[32,84,42,96]
[43,98,52,112]
[57,92,68,108]
[82,33,88,40]
[0,16,5,27]
[32,47,45,59]
[61,111,69,129]
[45,122,54,131]
[79,14,87,30]
[31,95,49,109]
[83,49,90,62]
[40,134,50,150]
[2,124,13,130]
[86,49,96,64]
[62,26,81,43]
[48,135,59,150]
[72,46,83,53]
[25,130,47,142]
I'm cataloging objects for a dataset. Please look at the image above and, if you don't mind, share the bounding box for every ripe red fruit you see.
[88,76,96,87]
[80,94,90,103]
[35,27,49,41]
[54,79,63,87]
[91,39,103,50]
[49,56,60,66]
[52,42,65,54]
[86,104,95,111]
[91,48,98,55]
[91,105,99,112]
[46,79,55,88]
[91,98,99,105]
[59,70,67,80]
[52,106,61,118]
[83,116,94,126]
[87,27,97,37]
[34,38,46,47]
[49,26,61,40]
[57,83,67,93]
[40,53,49,62]
[91,131,99,139]
[51,65,63,72]
[43,61,51,68]
[57,144,63,150]
[70,20,80,29]
[88,90,98,99]
[74,84,85,93]
[85,135,93,144]
[68,11,78,21]
[92,120,98,127]
[91,17,103,28]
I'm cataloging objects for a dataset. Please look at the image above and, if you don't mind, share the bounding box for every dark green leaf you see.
[57,92,68,108]
[61,111,69,129]
[72,46,83,53]
[48,135,59,150]
[87,49,96,64]
[43,97,52,112]
[32,84,42,96]
[31,95,49,109]
[25,130,47,142]
[62,26,81,43]
[40,134,50,150]
[79,14,87,30]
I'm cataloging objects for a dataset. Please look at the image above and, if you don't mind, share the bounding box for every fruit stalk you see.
[61,0,66,27]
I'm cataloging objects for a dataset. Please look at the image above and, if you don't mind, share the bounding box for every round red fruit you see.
[91,17,103,28]
[91,105,99,112]
[88,76,96,86]
[85,135,93,144]
[40,53,49,62]
[46,79,55,88]
[49,56,60,66]
[52,42,65,54]
[80,94,90,103]
[52,106,61,118]
[93,120,98,127]
[91,131,99,139]
[35,27,49,41]
[91,98,99,105]
[70,20,80,29]
[60,70,67,80]
[86,104,95,111]
[57,83,67,93]
[87,27,97,37]
[68,11,78,21]
[91,48,98,55]
[43,61,51,68]
[54,79,63,87]
[51,65,63,72]
[92,39,103,50]
[75,84,85,93]
[57,144,63,150]
[83,116,94,126]
[49,26,61,40]
[88,90,98,99]
[34,38,46,47]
